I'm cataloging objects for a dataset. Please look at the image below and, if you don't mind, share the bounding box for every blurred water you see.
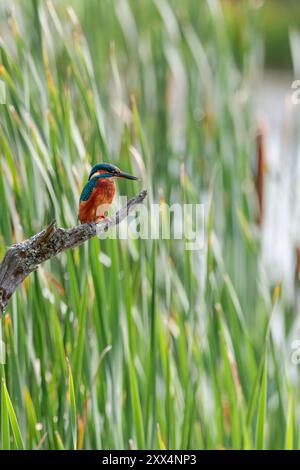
[255,70,297,301]
[253,70,300,365]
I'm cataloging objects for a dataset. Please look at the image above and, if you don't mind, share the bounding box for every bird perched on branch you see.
[78,163,138,224]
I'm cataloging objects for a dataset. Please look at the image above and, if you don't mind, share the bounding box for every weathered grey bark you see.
[0,189,147,315]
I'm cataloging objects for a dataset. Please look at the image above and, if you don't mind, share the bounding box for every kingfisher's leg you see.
[95,215,106,223]
[96,203,110,221]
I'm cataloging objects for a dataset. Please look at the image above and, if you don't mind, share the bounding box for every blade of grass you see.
[1,377,10,450]
[67,359,77,450]
[255,354,267,450]
[2,379,24,450]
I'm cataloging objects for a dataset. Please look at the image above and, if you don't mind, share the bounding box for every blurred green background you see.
[225,0,300,70]
[0,0,300,450]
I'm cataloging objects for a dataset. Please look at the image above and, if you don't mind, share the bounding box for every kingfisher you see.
[78,163,138,224]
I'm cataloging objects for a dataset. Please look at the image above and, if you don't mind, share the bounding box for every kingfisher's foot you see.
[95,215,106,223]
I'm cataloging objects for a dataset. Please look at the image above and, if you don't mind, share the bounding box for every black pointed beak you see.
[117,171,138,180]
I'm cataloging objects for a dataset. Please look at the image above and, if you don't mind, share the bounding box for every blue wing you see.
[79,178,99,202]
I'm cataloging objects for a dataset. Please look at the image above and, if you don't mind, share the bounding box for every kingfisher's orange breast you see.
[79,179,116,224]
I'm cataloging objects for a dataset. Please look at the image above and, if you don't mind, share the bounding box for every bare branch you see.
[0,189,147,315]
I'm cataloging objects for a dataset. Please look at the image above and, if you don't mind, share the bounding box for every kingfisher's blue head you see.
[89,163,138,181]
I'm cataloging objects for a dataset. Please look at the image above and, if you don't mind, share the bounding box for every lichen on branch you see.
[0,189,147,315]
